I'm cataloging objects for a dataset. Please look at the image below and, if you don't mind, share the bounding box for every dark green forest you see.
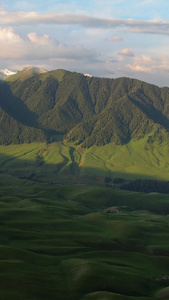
[0,67,169,147]
[121,179,169,194]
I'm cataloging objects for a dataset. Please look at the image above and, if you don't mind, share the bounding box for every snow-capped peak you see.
[0,68,17,78]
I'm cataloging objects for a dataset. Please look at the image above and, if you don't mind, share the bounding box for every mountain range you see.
[0,66,169,147]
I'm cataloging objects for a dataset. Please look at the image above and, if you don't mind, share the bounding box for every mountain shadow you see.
[0,80,62,144]
[129,94,169,131]
[0,81,38,128]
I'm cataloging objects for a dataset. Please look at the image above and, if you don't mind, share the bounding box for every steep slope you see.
[0,79,47,145]
[0,68,169,146]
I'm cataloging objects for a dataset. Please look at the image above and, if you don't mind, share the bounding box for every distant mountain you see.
[0,68,17,79]
[0,67,169,146]
[6,66,47,82]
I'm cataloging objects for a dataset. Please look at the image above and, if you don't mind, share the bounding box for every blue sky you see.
[1,0,169,86]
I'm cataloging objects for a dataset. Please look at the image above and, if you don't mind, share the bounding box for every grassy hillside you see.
[0,175,169,299]
[0,128,169,184]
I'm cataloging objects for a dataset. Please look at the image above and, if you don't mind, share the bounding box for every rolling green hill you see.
[0,66,169,147]
[0,175,169,299]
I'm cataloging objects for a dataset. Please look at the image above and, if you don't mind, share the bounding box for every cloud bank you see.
[0,26,98,61]
[1,9,169,35]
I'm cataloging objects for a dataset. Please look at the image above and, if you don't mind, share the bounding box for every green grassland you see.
[0,139,169,299]
[0,175,169,299]
[0,132,169,184]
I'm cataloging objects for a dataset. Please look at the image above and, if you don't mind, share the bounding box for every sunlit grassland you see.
[0,134,169,183]
[81,134,169,180]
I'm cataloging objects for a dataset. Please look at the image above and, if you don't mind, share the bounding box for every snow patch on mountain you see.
[0,69,17,79]
[84,73,93,77]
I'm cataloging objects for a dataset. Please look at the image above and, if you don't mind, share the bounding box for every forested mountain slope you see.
[0,67,169,146]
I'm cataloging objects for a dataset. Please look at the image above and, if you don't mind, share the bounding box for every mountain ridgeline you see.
[0,66,169,147]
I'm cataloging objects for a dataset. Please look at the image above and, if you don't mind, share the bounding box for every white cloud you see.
[1,9,169,35]
[127,54,154,73]
[111,36,123,41]
[0,27,21,43]
[86,28,106,36]
[118,48,134,56]
[0,27,26,58]
[0,26,98,61]
[133,55,154,65]
[127,64,152,73]
[126,54,169,74]
[27,32,54,45]
[129,28,169,36]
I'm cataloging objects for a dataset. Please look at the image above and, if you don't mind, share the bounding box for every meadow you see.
[0,135,169,185]
[0,141,169,299]
[0,175,169,299]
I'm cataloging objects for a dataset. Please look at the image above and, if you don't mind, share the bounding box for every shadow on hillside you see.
[0,150,161,186]
[1,152,169,217]
[0,82,61,139]
[0,81,38,128]
[129,95,169,130]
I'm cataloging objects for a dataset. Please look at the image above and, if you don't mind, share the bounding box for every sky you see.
[1,0,169,86]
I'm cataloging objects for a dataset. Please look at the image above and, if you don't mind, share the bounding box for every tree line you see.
[121,179,169,194]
